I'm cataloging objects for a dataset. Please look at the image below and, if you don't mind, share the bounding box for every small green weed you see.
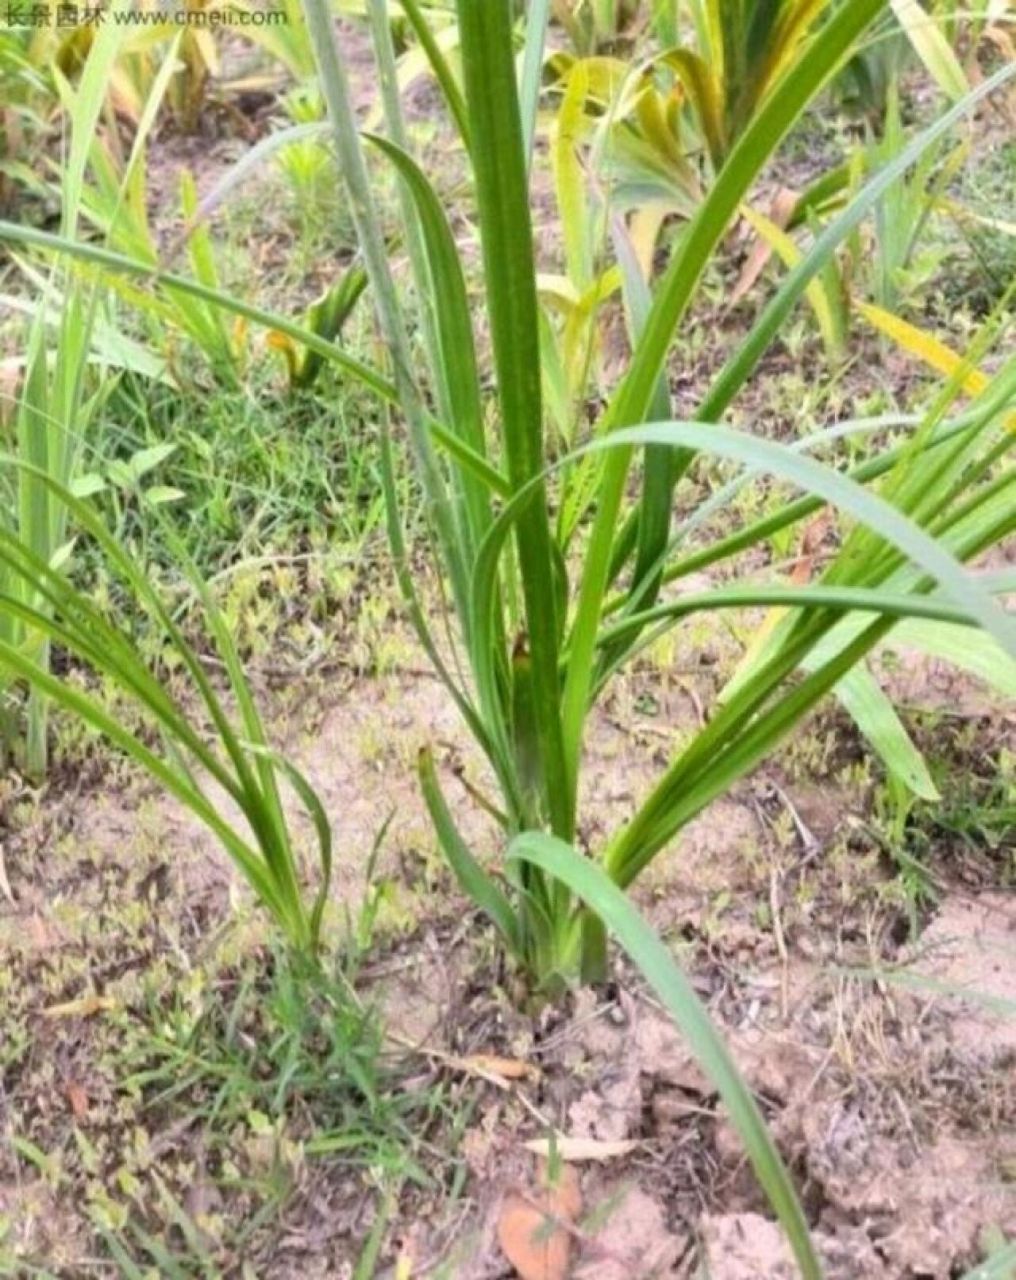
[871,725,1015,932]
[95,947,445,1275]
[94,369,399,574]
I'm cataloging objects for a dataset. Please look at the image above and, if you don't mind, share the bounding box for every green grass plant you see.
[0,464,332,953]
[0,17,132,776]
[293,3,1015,1269]
[300,0,1016,981]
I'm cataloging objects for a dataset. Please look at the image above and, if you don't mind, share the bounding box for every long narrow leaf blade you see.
[508,832,821,1280]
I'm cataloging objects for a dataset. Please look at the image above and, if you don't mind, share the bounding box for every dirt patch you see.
[701,1213,797,1279]
[575,1182,687,1278]
[807,1128,1016,1279]
[911,892,1016,1056]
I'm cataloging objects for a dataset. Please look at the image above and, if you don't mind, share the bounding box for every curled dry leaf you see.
[731,186,800,306]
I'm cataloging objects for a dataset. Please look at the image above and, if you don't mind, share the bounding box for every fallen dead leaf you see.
[790,512,833,586]
[0,358,20,429]
[497,1163,582,1280]
[523,1137,638,1162]
[459,1054,542,1083]
[65,1082,89,1121]
[498,1193,570,1280]
[42,995,116,1019]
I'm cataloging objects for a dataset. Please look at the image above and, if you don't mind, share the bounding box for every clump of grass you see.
[94,946,439,1276]
[307,0,1015,988]
[0,465,332,955]
[93,367,397,574]
[122,950,423,1167]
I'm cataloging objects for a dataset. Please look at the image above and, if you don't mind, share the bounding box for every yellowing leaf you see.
[554,59,594,289]
[660,47,725,168]
[732,187,800,305]
[890,0,969,101]
[628,202,671,279]
[740,204,844,357]
[191,29,220,79]
[856,301,988,395]
[857,303,1016,434]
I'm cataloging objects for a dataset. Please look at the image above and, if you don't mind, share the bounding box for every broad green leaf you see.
[125,443,177,479]
[456,0,572,839]
[366,134,492,565]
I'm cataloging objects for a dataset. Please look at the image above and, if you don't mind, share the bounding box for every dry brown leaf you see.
[790,512,832,585]
[65,1082,89,1120]
[497,1165,582,1280]
[0,360,20,429]
[42,995,116,1019]
[459,1054,541,1082]
[524,1137,637,1162]
[498,1193,571,1280]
